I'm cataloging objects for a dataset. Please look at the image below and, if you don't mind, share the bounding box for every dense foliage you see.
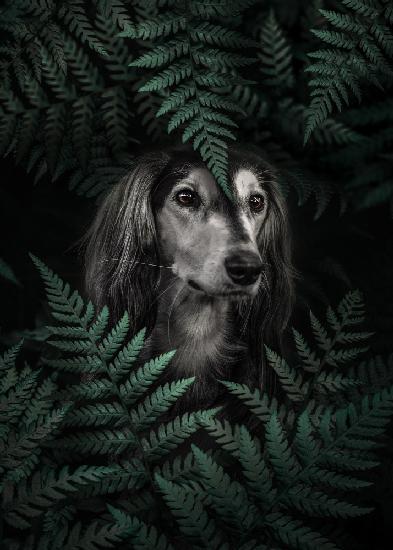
[0,1,393,548]
[1,260,393,549]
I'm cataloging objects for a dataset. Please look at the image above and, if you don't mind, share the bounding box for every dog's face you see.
[154,166,270,299]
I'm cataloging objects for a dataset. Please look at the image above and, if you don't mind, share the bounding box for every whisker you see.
[99,258,173,270]
[150,277,179,308]
[137,262,173,270]
[167,283,186,346]
[239,301,252,337]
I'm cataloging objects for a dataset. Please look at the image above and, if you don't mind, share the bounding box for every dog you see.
[84,144,294,411]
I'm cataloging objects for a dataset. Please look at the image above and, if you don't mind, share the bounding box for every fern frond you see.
[63,402,125,428]
[284,483,372,517]
[292,329,320,372]
[191,444,257,531]
[265,512,340,550]
[94,0,133,31]
[154,474,226,548]
[265,413,301,482]
[237,425,277,509]
[265,346,307,402]
[120,351,176,406]
[101,86,129,157]
[55,427,136,455]
[304,3,393,142]
[197,417,241,456]
[142,409,218,460]
[219,381,282,422]
[4,465,120,528]
[126,1,256,198]
[108,504,175,549]
[0,340,23,371]
[131,378,195,431]
[59,0,108,56]
[109,327,146,381]
[259,10,294,89]
[71,95,94,171]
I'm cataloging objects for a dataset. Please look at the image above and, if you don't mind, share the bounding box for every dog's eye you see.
[249,194,265,213]
[175,189,199,207]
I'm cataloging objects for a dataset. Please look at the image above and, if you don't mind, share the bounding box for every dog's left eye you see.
[249,194,265,213]
[175,189,199,207]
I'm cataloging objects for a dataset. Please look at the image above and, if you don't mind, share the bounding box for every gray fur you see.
[83,145,294,402]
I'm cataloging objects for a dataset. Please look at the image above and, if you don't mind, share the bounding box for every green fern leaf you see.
[219,381,282,422]
[60,519,129,550]
[237,425,276,509]
[197,417,241,456]
[63,402,125,428]
[309,312,332,351]
[265,346,307,402]
[109,327,146,381]
[59,0,108,56]
[44,355,104,374]
[0,341,23,371]
[44,103,66,174]
[71,95,94,171]
[292,329,321,372]
[98,311,129,360]
[131,378,195,431]
[101,86,129,156]
[108,504,175,549]
[119,14,186,40]
[4,465,120,528]
[294,412,321,465]
[316,371,360,393]
[125,1,255,198]
[95,0,133,31]
[304,3,391,142]
[56,427,136,455]
[265,512,340,550]
[42,22,68,74]
[155,474,226,548]
[142,409,218,460]
[265,413,301,482]
[191,444,257,531]
[326,346,368,367]
[259,10,294,89]
[190,23,257,49]
[284,483,372,517]
[120,351,176,406]
[301,466,371,490]
[15,110,41,164]
[20,377,57,427]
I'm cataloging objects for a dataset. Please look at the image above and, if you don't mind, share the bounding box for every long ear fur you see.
[83,151,170,332]
[230,146,295,393]
[251,173,294,392]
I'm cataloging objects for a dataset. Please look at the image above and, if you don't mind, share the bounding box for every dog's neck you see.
[147,275,247,382]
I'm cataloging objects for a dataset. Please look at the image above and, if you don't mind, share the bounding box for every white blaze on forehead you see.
[234,169,260,201]
[234,169,264,243]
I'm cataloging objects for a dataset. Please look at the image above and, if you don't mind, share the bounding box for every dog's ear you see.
[246,173,295,391]
[83,151,169,332]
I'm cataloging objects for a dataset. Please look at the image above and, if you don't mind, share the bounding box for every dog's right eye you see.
[175,189,199,207]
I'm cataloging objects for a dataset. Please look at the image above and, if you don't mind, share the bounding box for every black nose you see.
[225,253,262,286]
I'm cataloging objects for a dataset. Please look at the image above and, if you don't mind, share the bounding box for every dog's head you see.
[154,161,268,299]
[84,145,294,352]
